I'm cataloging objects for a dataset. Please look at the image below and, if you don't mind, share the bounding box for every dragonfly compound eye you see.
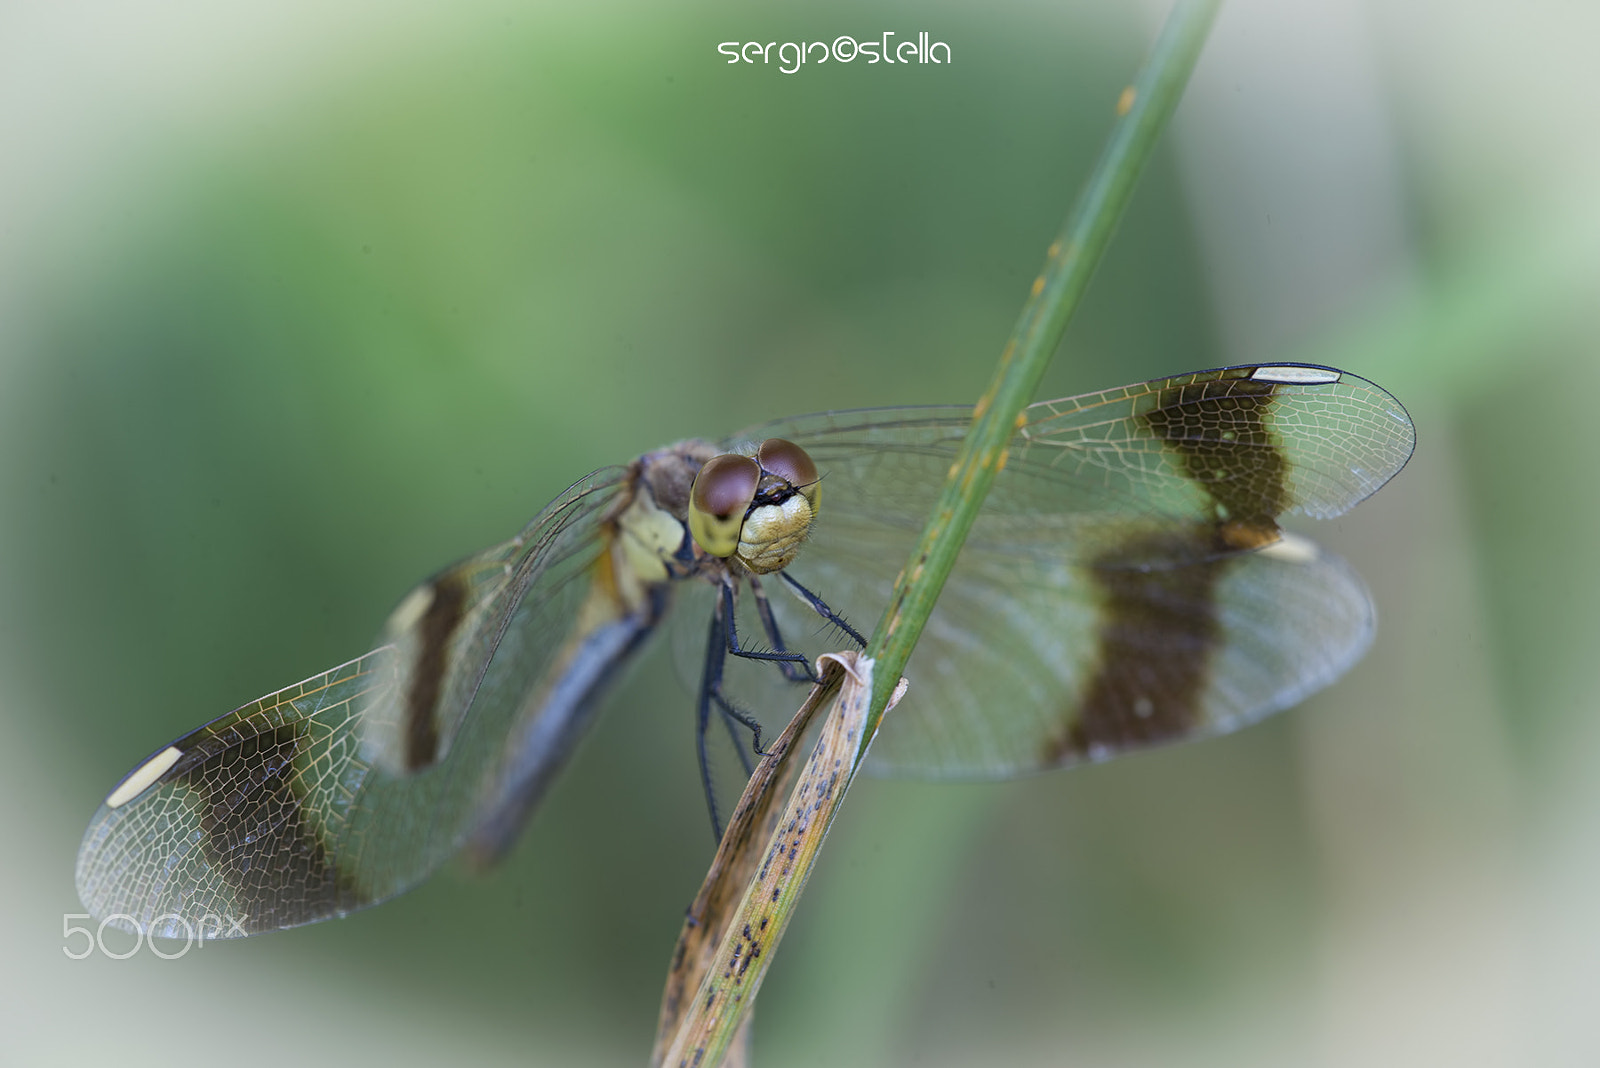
[756,438,819,508]
[689,453,760,558]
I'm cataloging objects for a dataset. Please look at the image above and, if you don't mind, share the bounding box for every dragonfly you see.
[76,363,1413,940]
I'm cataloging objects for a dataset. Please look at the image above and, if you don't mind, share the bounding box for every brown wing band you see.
[183,720,358,930]
[1047,374,1294,762]
[1047,542,1225,763]
[1142,372,1287,543]
[404,572,469,770]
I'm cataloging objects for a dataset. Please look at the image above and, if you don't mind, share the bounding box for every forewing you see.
[737,364,1413,564]
[76,468,628,937]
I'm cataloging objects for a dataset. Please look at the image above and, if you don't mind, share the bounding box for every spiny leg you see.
[747,573,817,684]
[719,581,809,669]
[693,576,860,841]
[713,584,774,749]
[695,585,768,840]
[779,570,868,647]
[716,701,759,780]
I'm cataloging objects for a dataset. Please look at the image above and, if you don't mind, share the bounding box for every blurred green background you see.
[4,1,1597,1065]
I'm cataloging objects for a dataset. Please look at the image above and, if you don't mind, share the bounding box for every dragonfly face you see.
[686,437,822,574]
[76,363,1414,939]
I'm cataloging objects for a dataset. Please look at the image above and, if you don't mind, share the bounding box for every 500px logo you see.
[716,33,951,74]
[62,912,245,959]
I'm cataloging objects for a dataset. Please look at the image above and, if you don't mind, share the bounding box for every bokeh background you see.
[4,1,1597,1065]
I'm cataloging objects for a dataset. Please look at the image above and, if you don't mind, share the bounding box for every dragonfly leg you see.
[779,571,867,647]
[747,574,818,683]
[696,606,730,839]
[695,591,769,840]
[720,582,809,668]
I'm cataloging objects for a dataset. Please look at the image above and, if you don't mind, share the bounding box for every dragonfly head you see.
[688,438,819,574]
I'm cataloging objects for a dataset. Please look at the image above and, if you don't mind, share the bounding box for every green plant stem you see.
[660,5,1223,1062]
[861,0,1223,732]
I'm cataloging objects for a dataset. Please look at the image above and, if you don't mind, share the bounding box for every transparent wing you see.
[76,468,630,937]
[716,364,1413,778]
[801,534,1375,777]
[733,364,1413,563]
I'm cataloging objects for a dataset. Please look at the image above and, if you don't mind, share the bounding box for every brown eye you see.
[693,454,760,518]
[688,453,760,557]
[757,438,818,494]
